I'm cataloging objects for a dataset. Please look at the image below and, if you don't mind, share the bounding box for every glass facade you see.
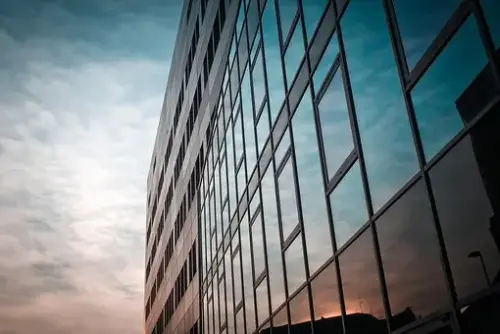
[146,0,500,333]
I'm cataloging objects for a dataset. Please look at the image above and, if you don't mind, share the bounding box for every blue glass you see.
[482,0,500,48]
[342,0,419,212]
[291,91,333,275]
[252,47,266,114]
[277,158,300,240]
[302,0,329,41]
[412,17,488,160]
[312,32,339,93]
[233,107,244,166]
[394,0,460,68]
[262,0,286,122]
[241,68,257,173]
[318,71,353,180]
[284,21,305,87]
[256,103,270,154]
[329,162,368,249]
[278,0,298,39]
[236,1,246,40]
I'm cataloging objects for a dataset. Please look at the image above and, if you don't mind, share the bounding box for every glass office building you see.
[145,0,500,333]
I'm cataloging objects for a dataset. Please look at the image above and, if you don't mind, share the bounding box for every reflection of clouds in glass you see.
[256,279,270,326]
[329,162,367,249]
[278,160,299,239]
[311,261,341,320]
[482,0,500,47]
[411,17,488,160]
[261,166,286,311]
[284,21,304,86]
[302,0,329,41]
[312,32,339,92]
[252,48,266,114]
[394,0,460,68]
[241,68,257,172]
[342,0,418,211]
[285,235,307,295]
[318,71,353,179]
[239,214,256,333]
[278,0,298,38]
[290,286,312,324]
[291,92,333,275]
[251,211,266,277]
[339,230,385,319]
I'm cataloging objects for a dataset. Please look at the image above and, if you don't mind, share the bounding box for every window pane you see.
[274,129,290,166]
[252,47,266,113]
[251,211,266,278]
[234,109,244,165]
[311,261,341,321]
[430,122,500,300]
[482,0,500,48]
[342,0,419,211]
[256,278,270,326]
[339,229,386,331]
[394,0,460,68]
[257,102,270,154]
[219,276,227,328]
[411,17,489,160]
[225,249,235,332]
[242,67,257,174]
[284,21,305,86]
[376,180,449,330]
[221,154,228,203]
[289,286,311,330]
[318,70,353,180]
[237,164,246,201]
[278,0,298,39]
[240,217,257,333]
[278,159,300,240]
[302,0,329,41]
[312,32,339,93]
[273,304,288,329]
[329,162,368,250]
[262,0,286,122]
[291,92,333,275]
[261,166,286,311]
[285,235,307,295]
[227,119,238,217]
[236,1,245,39]
[233,249,242,308]
[236,308,245,334]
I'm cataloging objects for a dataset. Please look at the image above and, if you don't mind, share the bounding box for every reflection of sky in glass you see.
[239,213,257,333]
[256,279,270,326]
[232,248,242,306]
[236,1,245,40]
[257,105,270,154]
[278,0,297,39]
[342,0,418,212]
[311,262,341,320]
[394,0,460,68]
[237,163,246,200]
[226,119,237,217]
[302,0,329,42]
[241,68,257,172]
[261,165,286,311]
[262,0,286,122]
[252,47,266,112]
[330,162,367,249]
[224,249,234,331]
[291,91,333,275]
[411,17,488,160]
[233,107,244,164]
[482,0,500,47]
[278,159,299,240]
[289,286,311,324]
[318,70,353,180]
[218,273,226,327]
[285,235,307,295]
[274,129,290,165]
[312,32,338,92]
[284,21,304,86]
[251,211,266,277]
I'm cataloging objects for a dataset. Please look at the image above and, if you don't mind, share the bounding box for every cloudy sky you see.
[0,0,180,333]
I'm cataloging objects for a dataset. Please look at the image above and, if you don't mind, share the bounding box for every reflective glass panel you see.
[261,166,286,311]
[273,304,288,329]
[256,278,270,326]
[233,249,243,307]
[262,0,286,122]
[278,159,300,240]
[310,261,341,321]
[376,180,449,330]
[285,235,307,295]
[225,249,235,332]
[278,0,298,39]
[342,0,419,211]
[339,229,386,332]
[289,286,311,329]
[234,108,245,165]
[312,31,339,93]
[329,162,368,250]
[411,17,489,160]
[274,129,290,166]
[242,68,257,173]
[251,211,266,278]
[257,102,270,154]
[430,124,500,300]
[226,118,238,216]
[252,47,266,114]
[221,153,228,203]
[237,163,246,201]
[240,216,257,333]
[219,275,227,327]
[302,0,329,41]
[394,0,460,68]
[318,69,353,180]
[291,91,333,275]
[236,308,245,334]
[237,1,245,39]
[284,21,305,87]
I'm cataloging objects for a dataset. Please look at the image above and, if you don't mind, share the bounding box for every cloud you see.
[0,0,180,333]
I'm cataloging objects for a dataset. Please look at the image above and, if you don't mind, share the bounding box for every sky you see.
[0,0,181,333]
